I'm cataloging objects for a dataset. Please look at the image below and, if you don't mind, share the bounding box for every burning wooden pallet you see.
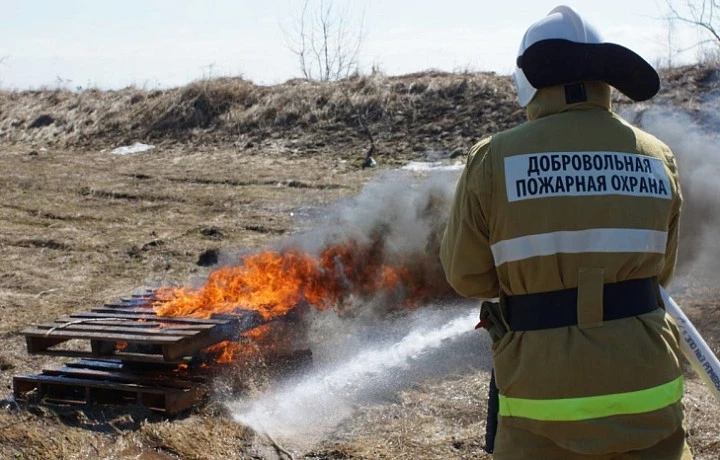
[13,291,272,414]
[20,292,263,362]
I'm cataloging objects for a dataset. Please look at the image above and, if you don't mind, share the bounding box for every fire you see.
[153,240,441,320]
[204,341,251,363]
[116,341,128,351]
[153,239,453,365]
[196,325,275,364]
[174,363,189,372]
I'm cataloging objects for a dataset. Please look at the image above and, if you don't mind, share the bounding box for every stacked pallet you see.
[13,292,263,414]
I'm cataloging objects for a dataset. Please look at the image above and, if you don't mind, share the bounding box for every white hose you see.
[660,287,720,404]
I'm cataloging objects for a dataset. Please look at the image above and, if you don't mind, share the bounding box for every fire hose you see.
[661,287,720,404]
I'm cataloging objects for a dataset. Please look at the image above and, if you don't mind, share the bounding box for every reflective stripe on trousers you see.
[498,375,683,421]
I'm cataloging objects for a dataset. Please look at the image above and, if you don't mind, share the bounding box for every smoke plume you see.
[289,167,455,265]
[279,167,463,317]
[224,166,492,445]
[629,100,720,295]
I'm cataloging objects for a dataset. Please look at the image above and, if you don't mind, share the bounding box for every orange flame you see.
[116,341,128,351]
[153,239,453,366]
[153,241,440,320]
[203,341,250,363]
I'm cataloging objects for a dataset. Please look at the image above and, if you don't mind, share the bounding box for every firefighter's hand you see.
[479,301,508,343]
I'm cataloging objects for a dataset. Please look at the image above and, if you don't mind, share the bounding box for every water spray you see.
[230,308,485,442]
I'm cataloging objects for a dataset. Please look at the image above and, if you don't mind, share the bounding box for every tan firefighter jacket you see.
[440,81,684,454]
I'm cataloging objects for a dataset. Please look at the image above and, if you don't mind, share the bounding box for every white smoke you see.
[286,168,458,259]
[224,167,494,446]
[630,100,720,293]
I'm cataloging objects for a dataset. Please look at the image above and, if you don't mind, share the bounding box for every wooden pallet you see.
[13,359,208,414]
[14,293,300,414]
[20,293,264,362]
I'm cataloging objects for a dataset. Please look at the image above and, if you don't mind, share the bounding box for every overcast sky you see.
[0,0,710,90]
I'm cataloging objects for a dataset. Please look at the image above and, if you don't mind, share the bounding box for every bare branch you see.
[282,0,313,79]
[283,0,365,81]
[677,37,719,52]
[299,0,311,79]
[666,0,720,45]
[321,0,331,81]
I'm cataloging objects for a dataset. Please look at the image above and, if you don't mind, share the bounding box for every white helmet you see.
[513,5,659,107]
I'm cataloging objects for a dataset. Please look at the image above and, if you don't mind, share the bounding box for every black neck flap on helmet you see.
[516,38,660,102]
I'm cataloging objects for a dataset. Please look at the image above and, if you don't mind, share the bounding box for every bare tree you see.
[284,0,365,81]
[666,1,720,46]
[662,16,678,68]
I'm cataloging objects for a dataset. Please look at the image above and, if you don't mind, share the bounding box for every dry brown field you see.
[0,66,718,459]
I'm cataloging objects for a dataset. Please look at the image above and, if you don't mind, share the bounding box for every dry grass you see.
[0,141,372,459]
[1,65,717,157]
[323,373,491,459]
[0,65,719,459]
[0,402,257,459]
[0,70,522,159]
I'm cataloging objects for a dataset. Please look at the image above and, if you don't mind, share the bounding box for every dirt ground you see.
[1,65,719,459]
[0,142,718,459]
[0,143,374,459]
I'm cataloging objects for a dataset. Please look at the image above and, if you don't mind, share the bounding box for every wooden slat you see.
[54,318,163,328]
[32,323,204,336]
[64,311,230,325]
[42,368,198,390]
[97,302,155,312]
[65,359,125,371]
[162,327,233,361]
[15,374,170,395]
[90,307,157,315]
[63,360,208,381]
[25,336,67,353]
[29,349,192,364]
[121,297,154,303]
[22,327,190,343]
[63,358,202,382]
[53,317,217,329]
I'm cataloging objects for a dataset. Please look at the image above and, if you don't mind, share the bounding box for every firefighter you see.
[440,5,691,459]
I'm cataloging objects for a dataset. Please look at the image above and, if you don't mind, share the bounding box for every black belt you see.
[505,277,660,331]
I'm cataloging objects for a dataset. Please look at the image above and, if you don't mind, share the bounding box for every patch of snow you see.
[110,142,155,155]
[401,161,464,172]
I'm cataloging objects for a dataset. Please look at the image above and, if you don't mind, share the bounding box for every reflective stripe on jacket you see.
[440,81,684,454]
